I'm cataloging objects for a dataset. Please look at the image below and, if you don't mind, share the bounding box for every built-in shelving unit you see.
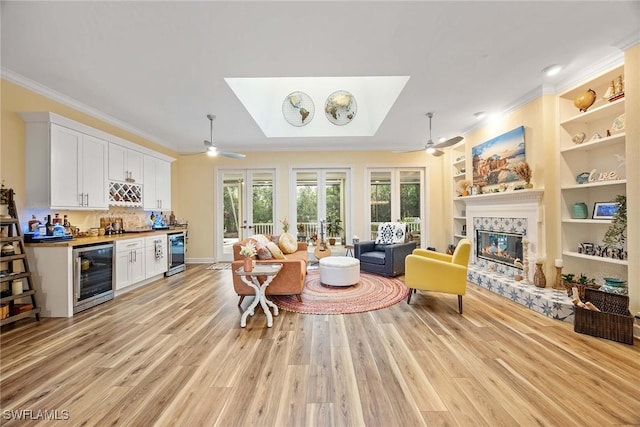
[451,144,467,245]
[558,64,627,282]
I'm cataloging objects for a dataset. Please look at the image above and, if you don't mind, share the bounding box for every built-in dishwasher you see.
[73,243,114,313]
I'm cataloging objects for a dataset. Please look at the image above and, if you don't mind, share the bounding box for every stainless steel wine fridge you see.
[73,243,114,313]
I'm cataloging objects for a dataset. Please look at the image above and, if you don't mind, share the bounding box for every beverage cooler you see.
[73,243,114,313]
[166,231,186,276]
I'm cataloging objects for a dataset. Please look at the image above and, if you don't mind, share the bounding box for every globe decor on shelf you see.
[282,91,314,127]
[325,90,357,126]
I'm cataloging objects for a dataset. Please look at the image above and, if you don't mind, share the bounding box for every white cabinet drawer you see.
[116,238,144,252]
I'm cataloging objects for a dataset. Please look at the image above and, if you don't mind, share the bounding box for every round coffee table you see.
[319,256,360,287]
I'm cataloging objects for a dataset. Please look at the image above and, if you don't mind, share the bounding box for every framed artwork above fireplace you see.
[471,125,525,190]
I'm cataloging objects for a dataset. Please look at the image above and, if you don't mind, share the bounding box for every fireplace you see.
[476,229,523,269]
[463,191,574,324]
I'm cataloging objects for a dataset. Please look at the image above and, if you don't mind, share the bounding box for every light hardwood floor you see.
[1,264,638,426]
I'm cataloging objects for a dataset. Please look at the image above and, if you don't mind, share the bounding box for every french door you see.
[217,169,275,261]
[367,168,425,246]
[292,169,350,246]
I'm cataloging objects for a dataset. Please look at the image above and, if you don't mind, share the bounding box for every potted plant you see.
[326,215,343,245]
[602,195,626,251]
[297,223,306,242]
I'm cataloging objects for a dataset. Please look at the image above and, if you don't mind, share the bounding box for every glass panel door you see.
[370,170,392,239]
[293,169,349,252]
[218,169,275,261]
[368,168,425,246]
[295,171,318,243]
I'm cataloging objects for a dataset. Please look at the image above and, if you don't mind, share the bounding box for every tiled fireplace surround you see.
[464,190,574,322]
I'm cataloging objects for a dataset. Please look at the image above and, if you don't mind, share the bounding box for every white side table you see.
[234,263,282,328]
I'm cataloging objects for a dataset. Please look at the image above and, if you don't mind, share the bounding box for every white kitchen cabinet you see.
[115,238,145,290]
[145,236,168,278]
[25,122,108,210]
[143,155,172,211]
[108,143,144,183]
[22,114,109,210]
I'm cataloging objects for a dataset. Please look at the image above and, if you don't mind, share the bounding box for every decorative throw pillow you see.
[266,241,286,259]
[256,245,273,260]
[375,222,406,244]
[279,232,298,254]
[250,234,271,248]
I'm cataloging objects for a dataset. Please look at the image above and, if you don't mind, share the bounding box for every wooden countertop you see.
[25,227,187,248]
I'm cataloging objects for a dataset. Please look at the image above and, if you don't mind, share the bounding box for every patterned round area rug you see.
[270,270,409,315]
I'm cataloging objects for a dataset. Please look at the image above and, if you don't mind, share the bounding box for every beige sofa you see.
[231,235,309,304]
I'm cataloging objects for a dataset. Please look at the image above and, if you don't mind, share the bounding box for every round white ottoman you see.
[319,256,360,287]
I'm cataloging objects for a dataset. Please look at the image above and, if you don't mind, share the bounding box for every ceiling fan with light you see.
[397,112,463,157]
[203,114,246,159]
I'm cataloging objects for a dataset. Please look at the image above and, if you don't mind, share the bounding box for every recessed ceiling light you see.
[474,112,486,120]
[542,64,563,77]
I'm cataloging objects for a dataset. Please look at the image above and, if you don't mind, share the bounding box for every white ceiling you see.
[2,1,639,154]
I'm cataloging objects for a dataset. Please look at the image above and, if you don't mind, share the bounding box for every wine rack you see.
[109,182,142,207]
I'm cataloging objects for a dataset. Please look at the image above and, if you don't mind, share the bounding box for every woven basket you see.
[564,280,600,300]
[574,289,633,345]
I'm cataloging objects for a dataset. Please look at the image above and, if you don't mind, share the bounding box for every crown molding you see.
[554,52,624,94]
[462,85,543,136]
[1,67,172,150]
[614,31,640,51]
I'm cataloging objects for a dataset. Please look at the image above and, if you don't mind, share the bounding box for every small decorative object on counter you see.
[45,214,54,236]
[169,211,176,226]
[533,259,546,288]
[28,214,40,232]
[574,88,596,112]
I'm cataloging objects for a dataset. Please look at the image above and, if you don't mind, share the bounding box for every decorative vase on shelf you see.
[533,263,547,288]
[243,257,253,272]
[572,202,588,219]
[574,89,596,112]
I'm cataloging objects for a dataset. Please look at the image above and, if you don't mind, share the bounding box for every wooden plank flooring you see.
[1,264,639,426]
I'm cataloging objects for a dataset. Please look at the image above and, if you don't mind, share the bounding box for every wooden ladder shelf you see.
[1,188,41,326]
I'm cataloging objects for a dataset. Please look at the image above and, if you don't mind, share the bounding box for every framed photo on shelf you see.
[592,201,619,219]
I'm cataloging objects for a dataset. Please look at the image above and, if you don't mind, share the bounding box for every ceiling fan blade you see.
[218,151,246,159]
[434,135,464,149]
[392,148,427,154]
[431,149,445,157]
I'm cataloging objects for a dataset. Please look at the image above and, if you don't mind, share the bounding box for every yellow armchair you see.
[405,239,471,314]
